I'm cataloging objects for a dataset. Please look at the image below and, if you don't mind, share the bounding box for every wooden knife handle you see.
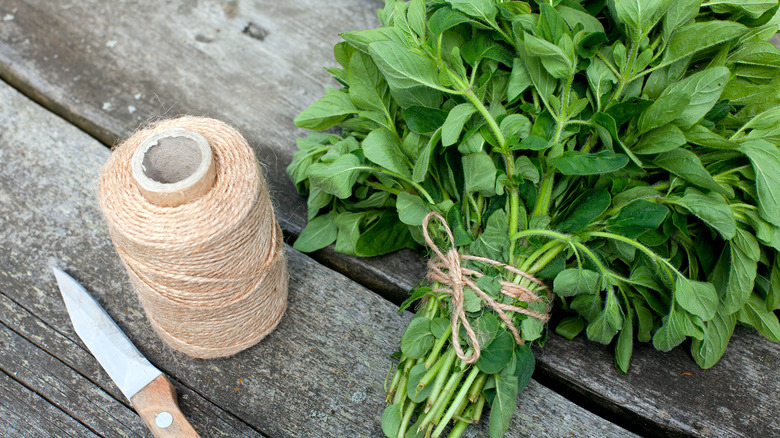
[130,374,200,438]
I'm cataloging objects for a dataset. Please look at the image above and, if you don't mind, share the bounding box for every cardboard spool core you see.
[131,128,216,207]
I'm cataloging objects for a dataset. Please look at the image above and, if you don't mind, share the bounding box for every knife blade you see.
[53,267,199,437]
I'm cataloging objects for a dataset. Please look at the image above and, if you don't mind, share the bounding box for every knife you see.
[53,267,200,438]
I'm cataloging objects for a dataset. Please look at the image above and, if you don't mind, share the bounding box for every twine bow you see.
[422,212,550,364]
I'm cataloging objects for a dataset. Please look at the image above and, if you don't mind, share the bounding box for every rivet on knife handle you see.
[130,375,200,438]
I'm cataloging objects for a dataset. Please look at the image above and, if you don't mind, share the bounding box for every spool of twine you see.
[97,116,288,359]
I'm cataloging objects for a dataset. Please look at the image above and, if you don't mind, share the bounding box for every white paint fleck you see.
[134,93,142,100]
[351,391,366,404]
[102,102,112,111]
[2,14,14,21]
[106,40,118,48]
[127,105,136,114]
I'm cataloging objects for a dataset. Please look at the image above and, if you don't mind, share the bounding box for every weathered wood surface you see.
[0,0,426,304]
[1,1,778,437]
[0,82,637,437]
[0,366,101,438]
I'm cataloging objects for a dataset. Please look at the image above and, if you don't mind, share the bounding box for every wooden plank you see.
[1,2,776,437]
[0,0,425,304]
[0,370,101,438]
[537,325,780,438]
[0,291,266,438]
[0,79,636,437]
[0,308,148,438]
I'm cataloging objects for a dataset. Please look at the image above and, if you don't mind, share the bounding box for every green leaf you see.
[511,135,549,151]
[634,301,654,342]
[614,314,634,374]
[552,151,629,175]
[334,212,364,255]
[362,128,412,177]
[308,154,364,199]
[663,0,701,41]
[571,293,604,322]
[739,139,780,227]
[653,308,687,352]
[294,90,357,130]
[477,330,515,374]
[340,26,405,53]
[473,312,500,347]
[674,276,719,321]
[768,257,780,311]
[499,114,532,141]
[586,58,618,109]
[381,403,403,437]
[557,5,605,34]
[401,317,435,359]
[662,21,748,67]
[633,124,686,154]
[707,0,779,19]
[676,187,736,240]
[613,0,671,34]
[522,51,557,105]
[553,269,601,297]
[508,58,532,102]
[514,156,540,184]
[684,124,738,149]
[555,316,585,340]
[406,0,426,39]
[402,106,448,134]
[348,51,391,117]
[449,0,498,23]
[661,67,730,128]
[488,373,519,438]
[691,309,737,369]
[555,188,611,233]
[294,211,338,252]
[355,210,415,256]
[462,152,497,194]
[723,229,759,314]
[442,103,477,146]
[736,295,780,342]
[637,92,690,134]
[431,317,451,338]
[607,199,669,239]
[413,128,440,183]
[653,148,729,195]
[368,41,442,91]
[470,209,510,262]
[524,32,574,79]
[428,6,488,35]
[607,98,652,126]
[586,309,619,344]
[406,363,434,403]
[396,192,430,226]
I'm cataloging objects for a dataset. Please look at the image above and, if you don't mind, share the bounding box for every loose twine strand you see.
[422,212,550,364]
[98,116,288,359]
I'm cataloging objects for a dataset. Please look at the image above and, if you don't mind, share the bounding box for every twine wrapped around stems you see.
[422,212,550,364]
[98,116,287,359]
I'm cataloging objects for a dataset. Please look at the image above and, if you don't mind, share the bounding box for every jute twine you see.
[422,212,551,364]
[98,116,288,359]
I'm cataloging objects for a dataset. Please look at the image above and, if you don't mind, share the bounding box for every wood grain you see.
[0,0,425,304]
[1,1,777,436]
[0,79,636,437]
[0,369,101,438]
[130,375,201,438]
[0,292,265,438]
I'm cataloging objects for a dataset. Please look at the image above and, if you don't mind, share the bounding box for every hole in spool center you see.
[141,136,203,184]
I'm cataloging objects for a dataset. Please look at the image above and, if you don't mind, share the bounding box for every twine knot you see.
[422,212,550,364]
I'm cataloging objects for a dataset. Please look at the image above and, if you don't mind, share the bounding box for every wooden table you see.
[0,1,777,437]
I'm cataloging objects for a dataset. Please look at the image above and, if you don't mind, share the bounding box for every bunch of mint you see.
[288,1,780,436]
